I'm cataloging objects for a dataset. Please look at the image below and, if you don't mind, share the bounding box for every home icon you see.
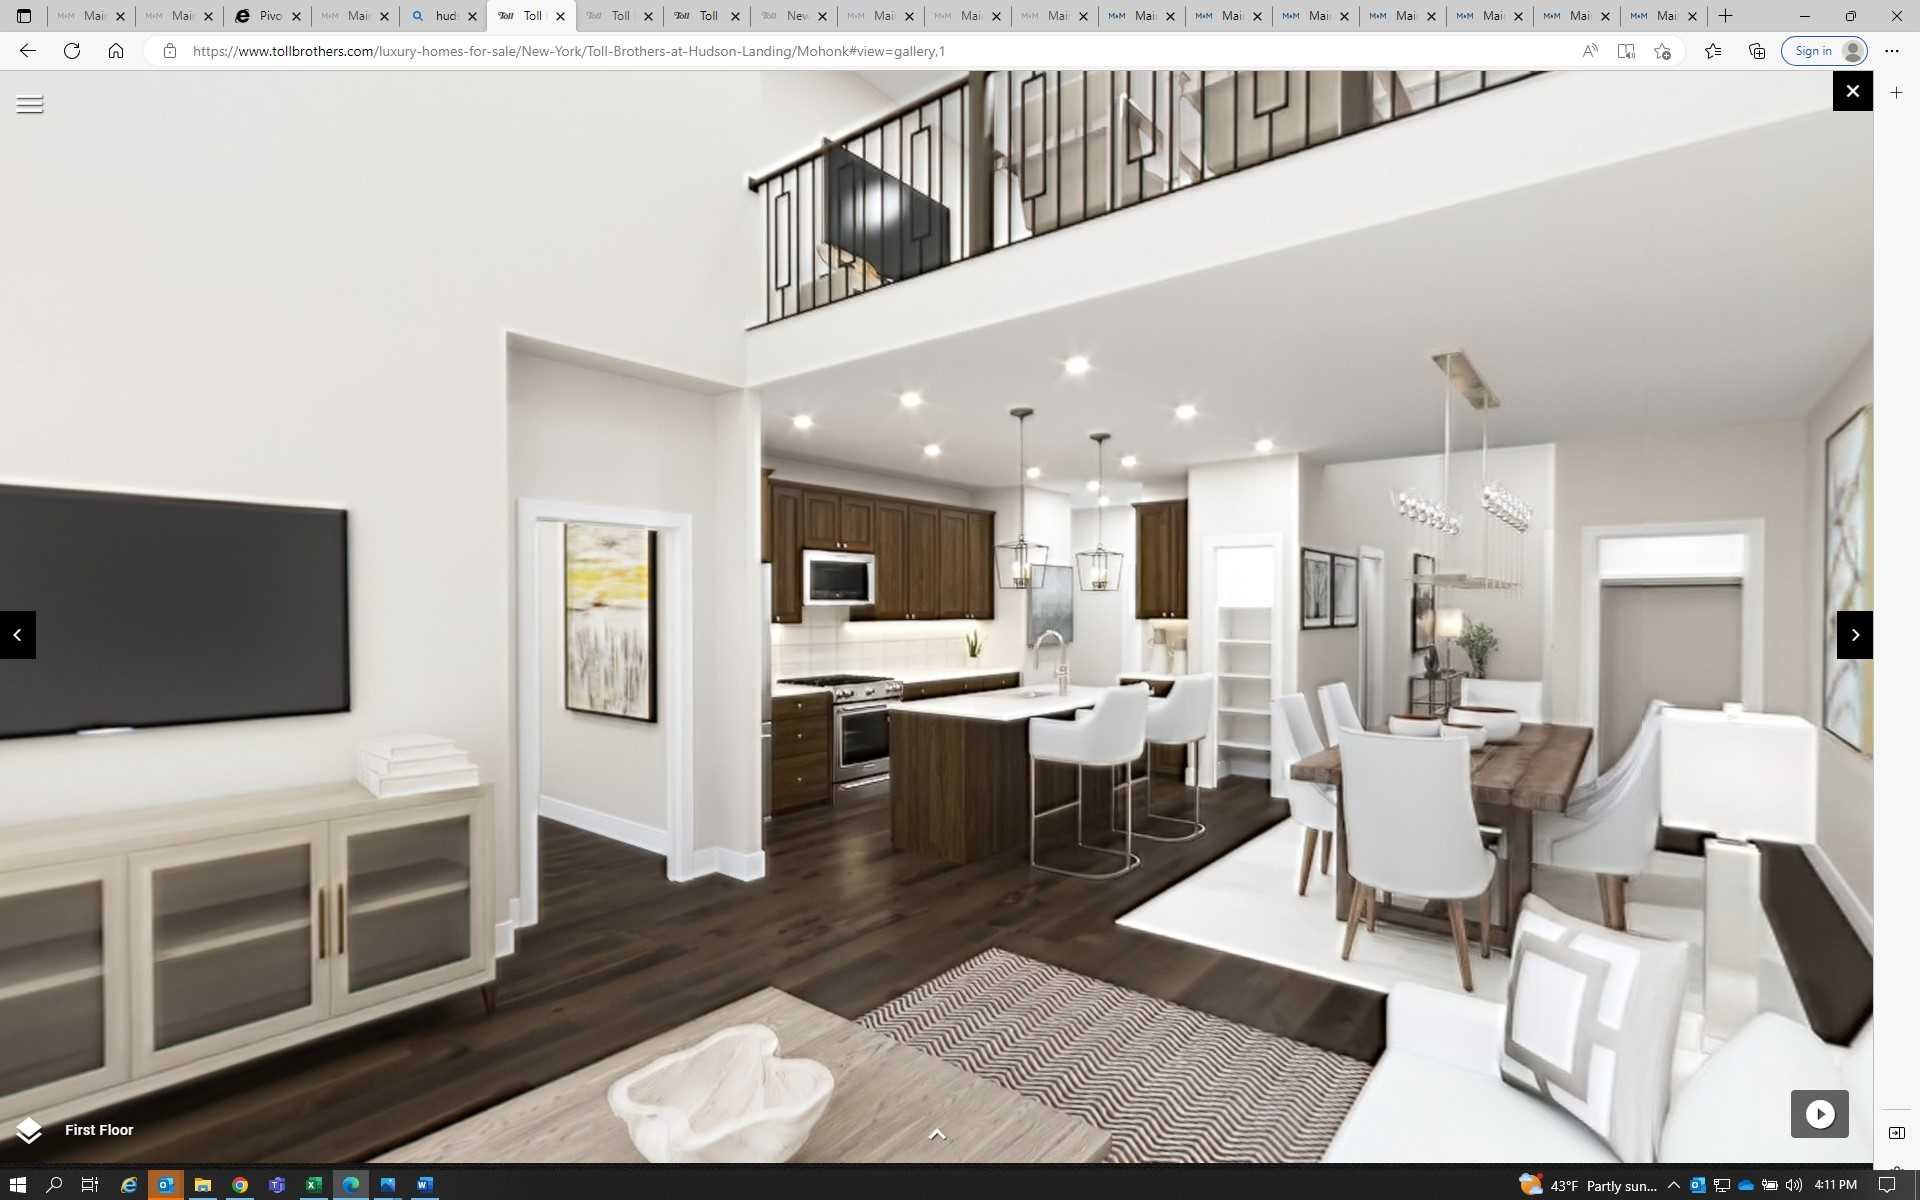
[107,41,124,56]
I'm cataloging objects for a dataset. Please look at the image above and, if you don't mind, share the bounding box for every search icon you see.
[410,7,421,16]
[46,1180,64,1194]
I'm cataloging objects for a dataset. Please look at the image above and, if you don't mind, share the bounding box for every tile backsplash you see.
[771,607,980,677]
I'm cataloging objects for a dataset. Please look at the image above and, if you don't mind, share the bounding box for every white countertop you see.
[891,684,1113,723]
[770,682,830,699]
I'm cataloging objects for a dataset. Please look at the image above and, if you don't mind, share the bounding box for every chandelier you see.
[1075,432,1125,592]
[1403,351,1531,592]
[995,407,1050,589]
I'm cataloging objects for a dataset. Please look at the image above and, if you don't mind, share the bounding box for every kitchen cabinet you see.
[907,504,940,620]
[1133,499,1188,620]
[837,494,875,552]
[897,672,1021,702]
[770,484,804,624]
[761,468,774,564]
[771,692,831,813]
[965,511,995,621]
[937,509,969,619]
[871,500,910,620]
[801,488,873,553]
[2,783,494,1131]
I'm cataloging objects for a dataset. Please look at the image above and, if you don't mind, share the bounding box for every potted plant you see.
[965,628,983,662]
[1457,620,1500,679]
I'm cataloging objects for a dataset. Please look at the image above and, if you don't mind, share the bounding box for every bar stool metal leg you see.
[1135,737,1206,842]
[1029,753,1141,879]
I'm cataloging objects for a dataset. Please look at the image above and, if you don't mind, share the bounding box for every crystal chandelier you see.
[1076,432,1125,592]
[995,406,1049,589]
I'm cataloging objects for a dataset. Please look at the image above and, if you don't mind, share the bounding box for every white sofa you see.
[1326,983,1871,1163]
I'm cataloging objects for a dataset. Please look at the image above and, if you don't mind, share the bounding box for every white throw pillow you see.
[1659,1012,1867,1163]
[1500,895,1689,1162]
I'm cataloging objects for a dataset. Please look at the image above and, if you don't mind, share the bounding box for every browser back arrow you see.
[20,43,36,56]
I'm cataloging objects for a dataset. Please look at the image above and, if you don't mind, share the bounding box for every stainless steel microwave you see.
[802,549,876,606]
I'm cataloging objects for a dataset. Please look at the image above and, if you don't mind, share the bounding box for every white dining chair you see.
[1460,678,1545,723]
[1274,693,1337,894]
[1131,674,1214,843]
[1317,681,1363,746]
[1533,699,1669,930]
[1028,684,1150,879]
[1338,729,1498,991]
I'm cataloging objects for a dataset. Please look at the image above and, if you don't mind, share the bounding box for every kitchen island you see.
[889,684,1126,865]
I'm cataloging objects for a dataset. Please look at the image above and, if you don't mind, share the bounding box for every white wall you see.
[1551,420,1808,727]
[1067,505,1139,686]
[1804,345,1874,915]
[1298,444,1556,711]
[0,70,898,923]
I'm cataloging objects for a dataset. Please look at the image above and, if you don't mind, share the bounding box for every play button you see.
[1792,1089,1850,1138]
[1806,1099,1836,1130]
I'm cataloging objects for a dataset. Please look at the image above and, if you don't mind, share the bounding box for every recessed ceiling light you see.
[1254,437,1275,455]
[1174,404,1198,421]
[792,414,814,431]
[923,443,943,458]
[899,391,925,409]
[1025,465,1042,479]
[1085,480,1101,493]
[1119,454,1138,469]
[1097,495,1111,507]
[1063,355,1092,377]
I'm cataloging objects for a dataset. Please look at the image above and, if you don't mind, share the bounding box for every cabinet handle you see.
[337,882,348,956]
[317,887,328,960]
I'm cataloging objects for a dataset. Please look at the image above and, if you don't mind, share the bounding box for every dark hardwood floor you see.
[13,775,1384,1164]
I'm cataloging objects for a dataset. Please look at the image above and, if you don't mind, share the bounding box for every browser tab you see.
[841,3,922,28]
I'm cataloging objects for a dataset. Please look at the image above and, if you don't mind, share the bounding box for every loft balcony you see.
[748,69,1534,328]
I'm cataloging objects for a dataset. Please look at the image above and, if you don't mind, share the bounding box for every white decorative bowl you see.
[1440,722,1489,750]
[1448,706,1522,744]
[1388,713,1444,738]
[607,1024,834,1163]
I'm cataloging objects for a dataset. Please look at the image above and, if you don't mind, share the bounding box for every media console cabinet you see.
[0,781,495,1129]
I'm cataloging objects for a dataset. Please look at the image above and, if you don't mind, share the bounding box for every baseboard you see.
[673,845,767,883]
[538,794,669,857]
[1803,842,1873,950]
[494,918,516,959]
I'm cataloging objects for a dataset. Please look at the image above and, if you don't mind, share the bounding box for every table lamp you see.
[1436,608,1465,672]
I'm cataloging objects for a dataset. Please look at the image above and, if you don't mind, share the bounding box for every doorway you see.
[1598,582,1743,769]
[1356,547,1389,730]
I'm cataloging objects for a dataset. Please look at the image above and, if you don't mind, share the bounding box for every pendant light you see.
[1401,351,1532,591]
[995,407,1049,589]
[1076,432,1124,592]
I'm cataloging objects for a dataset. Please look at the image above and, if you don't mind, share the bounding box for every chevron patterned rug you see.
[857,947,1372,1162]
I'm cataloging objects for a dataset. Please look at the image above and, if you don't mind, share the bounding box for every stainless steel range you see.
[778,673,903,803]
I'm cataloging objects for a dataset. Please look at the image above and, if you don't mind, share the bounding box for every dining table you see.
[1289,722,1593,952]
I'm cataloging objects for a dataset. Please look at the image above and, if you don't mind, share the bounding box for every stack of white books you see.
[356,734,478,799]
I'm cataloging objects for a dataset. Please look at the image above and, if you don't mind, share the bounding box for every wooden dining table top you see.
[1289,722,1593,813]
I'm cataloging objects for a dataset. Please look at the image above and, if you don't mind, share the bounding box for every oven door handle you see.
[836,701,895,715]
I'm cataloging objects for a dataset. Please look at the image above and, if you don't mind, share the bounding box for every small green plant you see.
[965,628,983,659]
[1456,620,1499,679]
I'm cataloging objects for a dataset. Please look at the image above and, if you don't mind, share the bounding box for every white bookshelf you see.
[1209,545,1281,784]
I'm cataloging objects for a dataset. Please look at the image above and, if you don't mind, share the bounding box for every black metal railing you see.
[749,69,1536,326]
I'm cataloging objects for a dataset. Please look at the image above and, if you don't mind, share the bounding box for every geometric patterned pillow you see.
[1501,895,1691,1163]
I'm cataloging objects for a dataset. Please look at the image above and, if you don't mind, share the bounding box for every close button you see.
[0,610,33,660]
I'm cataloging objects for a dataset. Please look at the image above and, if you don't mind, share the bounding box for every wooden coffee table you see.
[379,987,1110,1164]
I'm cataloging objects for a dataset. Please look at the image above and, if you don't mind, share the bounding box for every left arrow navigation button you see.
[0,611,34,660]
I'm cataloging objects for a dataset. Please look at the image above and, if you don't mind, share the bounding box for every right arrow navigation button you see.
[0,611,32,660]
[1836,610,1872,660]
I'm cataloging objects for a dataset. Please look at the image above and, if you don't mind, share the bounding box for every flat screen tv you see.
[0,484,350,739]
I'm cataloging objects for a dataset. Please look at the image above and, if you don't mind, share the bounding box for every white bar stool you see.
[1127,674,1214,843]
[1028,684,1150,879]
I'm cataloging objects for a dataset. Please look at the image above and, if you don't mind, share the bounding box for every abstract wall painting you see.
[1412,552,1437,652]
[1331,554,1358,629]
[564,523,658,723]
[1301,548,1332,630]
[1823,407,1871,754]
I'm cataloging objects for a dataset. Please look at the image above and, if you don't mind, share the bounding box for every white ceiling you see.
[756,111,1871,496]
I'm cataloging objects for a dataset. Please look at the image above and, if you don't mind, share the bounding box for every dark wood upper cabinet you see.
[837,494,875,552]
[1133,499,1188,620]
[907,504,941,620]
[937,508,969,619]
[761,468,774,564]
[871,500,909,620]
[965,510,995,621]
[770,484,805,623]
[800,490,841,550]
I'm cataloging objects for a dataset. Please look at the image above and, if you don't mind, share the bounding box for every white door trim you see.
[1578,519,1765,753]
[1356,545,1387,730]
[1195,531,1287,790]
[515,498,695,927]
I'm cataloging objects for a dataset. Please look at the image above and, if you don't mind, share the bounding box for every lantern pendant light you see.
[995,407,1050,590]
[1076,433,1125,593]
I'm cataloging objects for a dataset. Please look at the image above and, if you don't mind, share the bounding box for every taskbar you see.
[0,1165,1912,1194]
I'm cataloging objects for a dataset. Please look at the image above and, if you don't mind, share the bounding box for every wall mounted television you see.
[0,484,350,739]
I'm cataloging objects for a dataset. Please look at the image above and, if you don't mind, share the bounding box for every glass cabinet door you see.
[332,800,482,1015]
[132,827,328,1074]
[0,860,127,1114]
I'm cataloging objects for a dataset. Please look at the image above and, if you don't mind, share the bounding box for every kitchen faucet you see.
[1032,629,1069,696]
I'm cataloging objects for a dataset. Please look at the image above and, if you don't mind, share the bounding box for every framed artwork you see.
[1823,406,1872,754]
[1412,552,1437,652]
[564,523,658,723]
[1301,548,1333,630]
[1331,554,1359,628]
